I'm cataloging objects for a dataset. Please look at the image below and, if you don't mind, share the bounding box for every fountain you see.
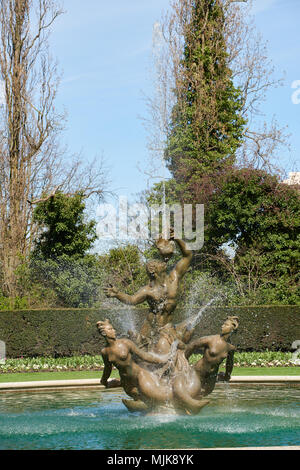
[100,231,239,415]
[1,235,299,450]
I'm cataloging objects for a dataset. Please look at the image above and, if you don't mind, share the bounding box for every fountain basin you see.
[0,384,299,450]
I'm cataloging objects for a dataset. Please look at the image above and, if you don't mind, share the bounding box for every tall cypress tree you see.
[165,0,246,200]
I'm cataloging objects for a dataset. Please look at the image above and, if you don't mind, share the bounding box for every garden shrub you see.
[0,305,299,357]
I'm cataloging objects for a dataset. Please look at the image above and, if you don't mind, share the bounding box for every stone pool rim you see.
[0,376,299,392]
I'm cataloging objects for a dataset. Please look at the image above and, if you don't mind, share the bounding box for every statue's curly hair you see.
[97,318,112,335]
[226,316,239,330]
[146,259,167,274]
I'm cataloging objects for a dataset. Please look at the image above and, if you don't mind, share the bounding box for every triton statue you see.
[104,230,192,341]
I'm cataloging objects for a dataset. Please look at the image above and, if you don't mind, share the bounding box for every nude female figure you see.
[104,234,193,338]
[171,316,239,414]
[97,318,237,415]
[97,319,172,411]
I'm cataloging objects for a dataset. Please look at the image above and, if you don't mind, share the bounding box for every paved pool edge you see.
[0,376,299,392]
[230,376,300,383]
[0,378,106,391]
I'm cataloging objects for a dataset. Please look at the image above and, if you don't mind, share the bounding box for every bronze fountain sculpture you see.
[103,230,193,342]
[99,231,239,415]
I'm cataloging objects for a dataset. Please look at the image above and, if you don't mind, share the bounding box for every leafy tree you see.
[29,192,104,308]
[33,192,97,259]
[206,169,300,304]
[100,244,148,295]
[31,254,104,308]
[145,168,300,305]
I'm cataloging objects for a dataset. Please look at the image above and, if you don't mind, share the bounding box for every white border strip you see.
[0,376,299,392]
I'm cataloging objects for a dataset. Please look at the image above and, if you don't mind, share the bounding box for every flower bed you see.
[190,351,297,368]
[0,352,298,374]
[0,355,104,373]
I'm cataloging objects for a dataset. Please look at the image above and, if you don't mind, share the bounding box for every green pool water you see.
[0,384,299,450]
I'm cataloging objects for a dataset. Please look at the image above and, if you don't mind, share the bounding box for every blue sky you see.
[49,0,300,204]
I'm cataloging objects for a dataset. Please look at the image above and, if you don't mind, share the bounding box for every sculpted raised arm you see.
[100,353,112,386]
[127,340,169,365]
[104,285,149,306]
[171,236,193,280]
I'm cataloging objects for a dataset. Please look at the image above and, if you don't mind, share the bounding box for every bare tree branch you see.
[0,1,109,296]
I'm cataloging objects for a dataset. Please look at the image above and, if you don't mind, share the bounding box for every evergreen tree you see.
[165,0,246,200]
[33,192,97,259]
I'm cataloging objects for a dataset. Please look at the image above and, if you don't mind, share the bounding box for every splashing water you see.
[150,21,171,240]
[181,276,215,321]
[188,297,219,330]
[182,274,234,322]
[166,339,179,370]
[108,305,137,336]
[148,340,178,365]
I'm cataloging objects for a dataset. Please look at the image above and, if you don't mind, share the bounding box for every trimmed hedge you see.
[185,306,300,353]
[0,306,299,358]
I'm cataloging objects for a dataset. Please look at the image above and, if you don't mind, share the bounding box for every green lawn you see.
[226,367,299,376]
[0,367,298,383]
[0,370,105,383]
